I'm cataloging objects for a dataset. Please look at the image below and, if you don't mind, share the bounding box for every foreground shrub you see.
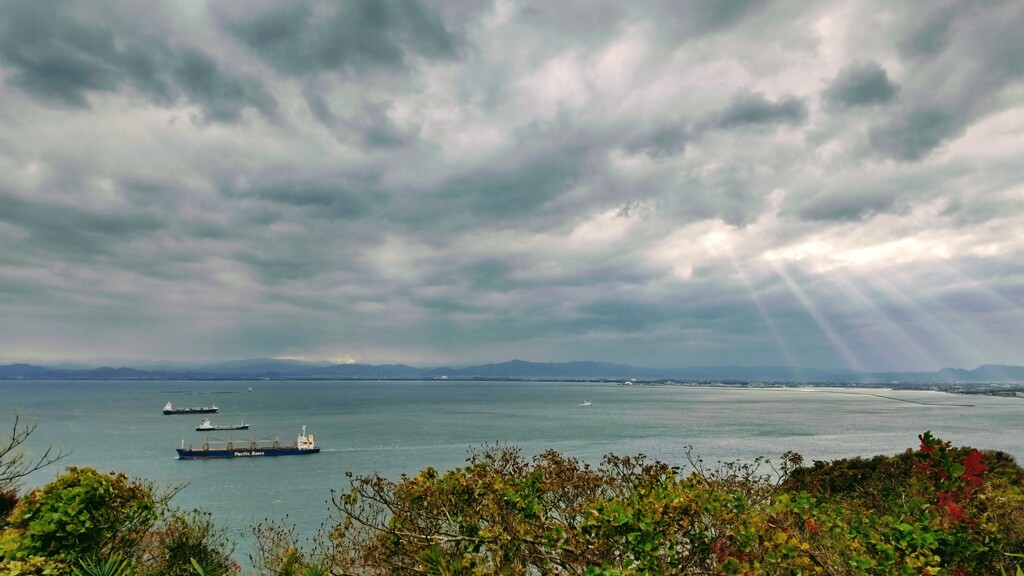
[253,435,1024,575]
[0,467,237,576]
[0,555,68,575]
[1,412,68,533]
[0,488,18,528]
[135,509,239,576]
[71,554,131,576]
[3,432,1021,575]
[0,467,158,567]
[781,433,1024,574]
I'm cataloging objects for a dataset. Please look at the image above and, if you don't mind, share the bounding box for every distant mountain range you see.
[1,359,1023,383]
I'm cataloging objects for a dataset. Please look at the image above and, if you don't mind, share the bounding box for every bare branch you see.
[0,412,70,492]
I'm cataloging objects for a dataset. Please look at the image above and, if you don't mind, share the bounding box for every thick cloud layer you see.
[0,2,276,122]
[0,0,1021,371]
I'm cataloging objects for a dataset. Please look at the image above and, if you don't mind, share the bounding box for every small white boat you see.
[579,400,592,407]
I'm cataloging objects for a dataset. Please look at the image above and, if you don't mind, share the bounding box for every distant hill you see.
[306,363,423,379]
[194,358,331,374]
[967,364,1024,382]
[1,360,1022,383]
[419,361,857,382]
[0,363,57,379]
[423,360,642,380]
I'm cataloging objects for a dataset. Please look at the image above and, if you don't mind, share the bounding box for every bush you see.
[0,467,237,576]
[0,467,158,566]
[0,555,69,575]
[251,435,1024,575]
[4,432,1022,575]
[0,488,18,528]
[135,509,239,576]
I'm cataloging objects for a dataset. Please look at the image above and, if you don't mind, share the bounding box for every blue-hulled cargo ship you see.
[176,426,319,459]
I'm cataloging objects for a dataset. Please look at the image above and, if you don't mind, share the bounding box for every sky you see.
[0,0,1022,372]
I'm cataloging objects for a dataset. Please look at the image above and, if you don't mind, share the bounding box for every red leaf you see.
[938,492,967,524]
[962,450,987,487]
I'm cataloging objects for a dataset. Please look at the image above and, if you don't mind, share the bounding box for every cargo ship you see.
[176,426,319,459]
[163,401,218,415]
[196,418,249,431]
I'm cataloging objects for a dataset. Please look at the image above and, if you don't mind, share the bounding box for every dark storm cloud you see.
[0,1,275,122]
[509,0,767,51]
[0,1,155,107]
[0,0,1021,371]
[223,0,459,76]
[869,1,1024,161]
[649,0,765,38]
[789,186,907,223]
[249,180,372,220]
[781,164,964,224]
[234,248,339,286]
[869,106,959,162]
[440,154,581,219]
[171,49,277,123]
[462,260,519,293]
[420,125,604,225]
[622,125,689,159]
[0,192,164,257]
[509,0,629,52]
[713,91,808,129]
[570,276,761,336]
[897,2,972,60]
[355,105,415,147]
[823,61,899,108]
[303,87,336,126]
[303,88,415,147]
[574,299,672,332]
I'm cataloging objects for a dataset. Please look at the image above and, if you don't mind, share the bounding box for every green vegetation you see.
[72,554,131,576]
[0,414,238,575]
[250,436,1024,575]
[1,414,68,529]
[2,415,1023,575]
[0,467,237,576]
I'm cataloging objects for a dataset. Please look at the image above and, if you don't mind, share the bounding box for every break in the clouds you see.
[0,0,1022,372]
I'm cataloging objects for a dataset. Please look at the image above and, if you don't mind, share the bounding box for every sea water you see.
[2,379,1022,553]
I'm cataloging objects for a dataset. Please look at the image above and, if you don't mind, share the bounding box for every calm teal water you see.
[3,380,1022,551]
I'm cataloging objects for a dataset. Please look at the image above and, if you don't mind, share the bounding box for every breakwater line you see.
[809,389,975,407]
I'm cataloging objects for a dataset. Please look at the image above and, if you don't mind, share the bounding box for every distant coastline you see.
[2,359,1024,398]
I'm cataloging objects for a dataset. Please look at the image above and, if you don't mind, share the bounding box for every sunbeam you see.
[726,248,803,373]
[856,268,997,368]
[770,263,867,374]
[823,270,943,370]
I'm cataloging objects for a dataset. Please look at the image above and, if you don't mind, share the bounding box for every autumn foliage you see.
[250,434,1024,575]
[1,431,1023,575]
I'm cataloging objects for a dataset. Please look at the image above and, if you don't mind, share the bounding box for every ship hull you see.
[195,425,250,431]
[176,447,320,459]
[164,408,218,415]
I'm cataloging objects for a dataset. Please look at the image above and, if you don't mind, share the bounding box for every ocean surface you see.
[3,379,1022,556]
